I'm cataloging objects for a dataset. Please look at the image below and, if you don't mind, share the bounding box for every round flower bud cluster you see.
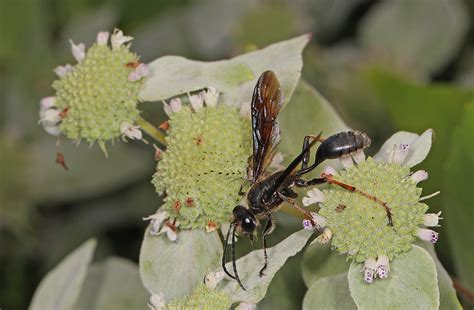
[39,29,149,154]
[152,91,252,230]
[302,130,442,283]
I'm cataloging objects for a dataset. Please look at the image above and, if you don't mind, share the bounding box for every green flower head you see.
[302,129,441,283]
[39,29,149,154]
[150,90,252,232]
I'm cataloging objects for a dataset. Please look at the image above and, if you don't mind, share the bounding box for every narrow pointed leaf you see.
[75,257,148,310]
[29,239,96,310]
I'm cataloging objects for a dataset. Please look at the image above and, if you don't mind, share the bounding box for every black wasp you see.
[222,70,390,290]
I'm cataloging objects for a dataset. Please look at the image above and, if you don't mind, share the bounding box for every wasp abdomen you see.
[315,131,370,165]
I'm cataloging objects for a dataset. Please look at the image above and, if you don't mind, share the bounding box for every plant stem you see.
[136,116,167,146]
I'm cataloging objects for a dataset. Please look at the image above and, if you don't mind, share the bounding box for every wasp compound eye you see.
[242,217,256,233]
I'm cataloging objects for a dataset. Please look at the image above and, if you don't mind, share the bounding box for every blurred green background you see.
[1,0,473,309]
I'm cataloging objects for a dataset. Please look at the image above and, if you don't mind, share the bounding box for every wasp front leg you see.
[259,215,275,277]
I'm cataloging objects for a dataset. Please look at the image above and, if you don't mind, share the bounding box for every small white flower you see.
[376,255,390,279]
[96,31,110,45]
[322,165,337,177]
[111,29,133,50]
[39,108,61,125]
[417,228,439,243]
[315,228,332,244]
[362,257,377,284]
[302,188,325,206]
[147,292,165,310]
[162,101,173,117]
[69,40,85,62]
[128,63,150,82]
[143,210,167,235]
[39,96,56,112]
[170,98,182,113]
[204,271,225,289]
[120,122,142,140]
[411,170,428,183]
[160,224,178,242]
[302,212,327,231]
[43,123,62,136]
[203,87,219,107]
[340,156,354,169]
[236,302,257,310]
[189,93,204,111]
[54,64,74,78]
[423,212,442,227]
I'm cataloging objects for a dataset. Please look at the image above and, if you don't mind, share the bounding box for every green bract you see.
[319,157,427,262]
[52,43,142,146]
[166,284,231,310]
[152,104,252,230]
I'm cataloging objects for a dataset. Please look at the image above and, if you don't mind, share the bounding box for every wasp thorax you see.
[153,104,252,230]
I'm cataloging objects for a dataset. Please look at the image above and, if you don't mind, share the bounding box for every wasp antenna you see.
[222,223,236,280]
[231,226,246,290]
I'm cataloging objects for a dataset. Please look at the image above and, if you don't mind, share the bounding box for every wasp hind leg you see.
[259,215,275,277]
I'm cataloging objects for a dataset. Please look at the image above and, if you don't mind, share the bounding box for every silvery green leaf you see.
[218,229,313,303]
[301,241,350,287]
[359,0,469,76]
[139,228,222,300]
[29,239,96,310]
[278,80,348,172]
[75,257,149,310]
[139,57,254,101]
[303,273,357,310]
[348,245,439,309]
[373,129,433,167]
[220,35,310,109]
[417,242,462,309]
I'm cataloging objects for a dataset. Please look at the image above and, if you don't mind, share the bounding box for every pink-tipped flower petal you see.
[411,170,428,183]
[203,87,219,107]
[111,29,133,50]
[128,63,150,82]
[54,64,74,77]
[417,228,439,243]
[96,31,110,45]
[69,40,85,62]
[189,93,204,112]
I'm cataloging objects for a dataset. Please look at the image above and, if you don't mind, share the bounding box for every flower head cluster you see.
[302,129,441,283]
[147,284,231,310]
[150,90,252,232]
[39,29,149,154]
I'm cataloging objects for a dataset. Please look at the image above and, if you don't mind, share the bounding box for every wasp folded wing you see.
[251,70,284,182]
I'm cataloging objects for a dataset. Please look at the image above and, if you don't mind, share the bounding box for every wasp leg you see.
[222,223,236,280]
[298,175,394,227]
[301,134,326,171]
[231,225,246,290]
[277,191,312,220]
[259,215,275,277]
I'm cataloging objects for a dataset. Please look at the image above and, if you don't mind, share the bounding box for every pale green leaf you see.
[348,245,439,309]
[278,80,348,168]
[301,241,350,287]
[417,242,462,310]
[28,138,153,204]
[75,257,149,310]
[139,57,254,101]
[303,273,357,310]
[29,239,97,310]
[139,229,222,300]
[220,35,310,109]
[218,229,313,303]
[373,129,433,167]
[359,0,469,76]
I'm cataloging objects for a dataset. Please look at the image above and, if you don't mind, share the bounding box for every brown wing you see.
[251,70,284,182]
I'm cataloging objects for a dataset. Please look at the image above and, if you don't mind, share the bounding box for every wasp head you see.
[232,205,258,239]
